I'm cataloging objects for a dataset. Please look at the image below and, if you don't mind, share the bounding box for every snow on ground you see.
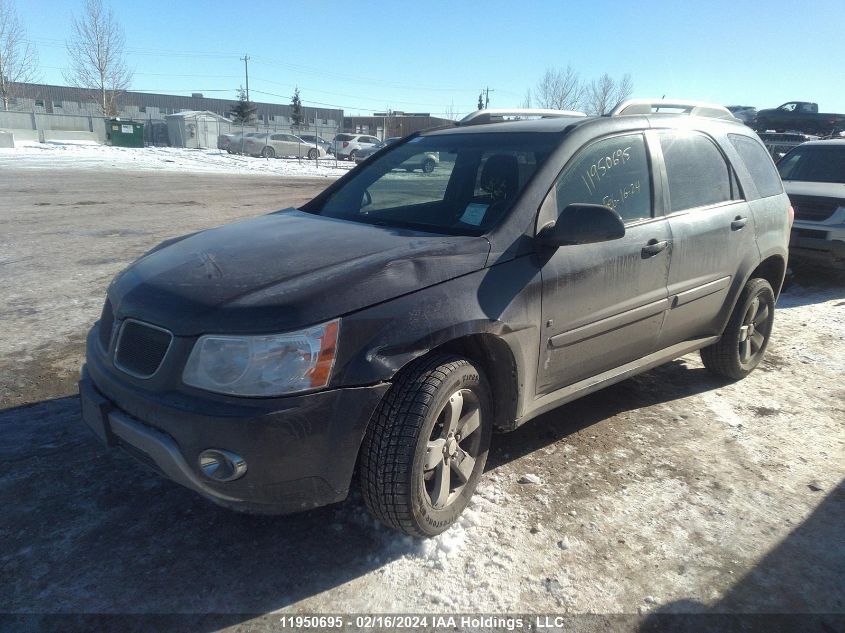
[0,141,354,178]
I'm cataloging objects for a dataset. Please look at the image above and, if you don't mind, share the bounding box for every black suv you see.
[80,101,791,537]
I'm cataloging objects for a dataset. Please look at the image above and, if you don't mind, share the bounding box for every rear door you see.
[651,129,758,346]
[537,132,672,394]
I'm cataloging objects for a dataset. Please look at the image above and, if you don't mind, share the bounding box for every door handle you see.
[731,216,748,230]
[642,239,669,258]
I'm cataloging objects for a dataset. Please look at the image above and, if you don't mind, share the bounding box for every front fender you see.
[329,256,544,420]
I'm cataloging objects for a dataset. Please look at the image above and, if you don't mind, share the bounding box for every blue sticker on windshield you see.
[460,203,488,226]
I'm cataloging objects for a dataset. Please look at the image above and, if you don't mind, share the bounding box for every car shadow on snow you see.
[637,477,845,632]
[779,264,845,308]
[485,359,731,471]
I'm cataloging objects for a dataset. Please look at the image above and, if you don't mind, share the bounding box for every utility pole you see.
[240,54,250,101]
[484,87,493,109]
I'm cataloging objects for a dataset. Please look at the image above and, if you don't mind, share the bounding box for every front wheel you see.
[700,278,775,379]
[422,158,436,173]
[359,355,492,538]
[307,148,319,160]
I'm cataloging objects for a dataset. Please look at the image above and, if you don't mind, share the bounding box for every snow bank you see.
[0,142,354,178]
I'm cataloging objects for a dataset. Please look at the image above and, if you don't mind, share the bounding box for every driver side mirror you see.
[537,204,626,247]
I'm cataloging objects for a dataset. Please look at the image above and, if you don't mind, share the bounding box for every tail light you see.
[342,141,349,148]
[788,205,794,227]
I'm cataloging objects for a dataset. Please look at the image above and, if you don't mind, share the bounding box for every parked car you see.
[297,134,332,154]
[80,102,790,538]
[755,102,845,135]
[778,139,845,268]
[353,137,440,172]
[331,133,381,160]
[221,132,264,155]
[242,133,327,159]
[726,105,757,126]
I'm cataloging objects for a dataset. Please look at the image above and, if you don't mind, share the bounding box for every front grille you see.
[114,320,172,378]
[789,195,843,222]
[98,299,114,350]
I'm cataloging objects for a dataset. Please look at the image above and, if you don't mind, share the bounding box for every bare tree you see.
[0,0,38,111]
[584,73,615,116]
[443,99,459,121]
[64,0,132,116]
[535,66,584,111]
[584,73,635,115]
[612,73,633,108]
[520,88,532,109]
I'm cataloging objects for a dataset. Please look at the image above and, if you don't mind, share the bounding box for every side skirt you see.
[513,336,719,429]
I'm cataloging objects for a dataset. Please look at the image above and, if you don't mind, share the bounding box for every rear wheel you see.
[422,158,436,173]
[348,149,358,161]
[700,278,775,379]
[360,355,492,538]
[261,146,275,158]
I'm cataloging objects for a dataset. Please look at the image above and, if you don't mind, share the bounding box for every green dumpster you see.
[108,119,144,148]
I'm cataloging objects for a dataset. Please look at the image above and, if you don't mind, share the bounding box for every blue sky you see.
[17,0,845,116]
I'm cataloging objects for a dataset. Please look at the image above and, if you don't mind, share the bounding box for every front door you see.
[537,132,671,395]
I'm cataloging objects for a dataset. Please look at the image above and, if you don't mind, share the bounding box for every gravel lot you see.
[1,167,843,631]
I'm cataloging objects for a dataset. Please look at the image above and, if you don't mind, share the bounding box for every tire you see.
[700,278,775,380]
[360,355,492,538]
[307,148,319,160]
[348,149,358,161]
[422,158,436,174]
[261,146,275,159]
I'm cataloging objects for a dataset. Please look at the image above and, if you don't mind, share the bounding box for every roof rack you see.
[609,99,738,121]
[457,108,587,126]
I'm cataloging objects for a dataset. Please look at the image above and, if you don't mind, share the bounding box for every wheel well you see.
[428,334,519,432]
[750,255,787,298]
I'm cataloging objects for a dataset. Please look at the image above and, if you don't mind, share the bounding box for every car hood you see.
[783,181,845,198]
[109,209,491,335]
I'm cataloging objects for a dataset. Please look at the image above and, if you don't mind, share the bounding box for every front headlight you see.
[182,320,339,396]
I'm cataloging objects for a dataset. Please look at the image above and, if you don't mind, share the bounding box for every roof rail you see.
[457,108,587,126]
[609,99,738,121]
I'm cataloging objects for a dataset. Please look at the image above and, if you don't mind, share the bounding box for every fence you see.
[0,109,342,152]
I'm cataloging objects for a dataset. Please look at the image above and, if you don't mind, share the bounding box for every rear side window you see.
[659,131,731,212]
[729,134,783,197]
[334,134,354,142]
[555,133,653,223]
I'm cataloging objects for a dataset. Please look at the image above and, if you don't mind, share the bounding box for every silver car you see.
[331,133,381,160]
[243,133,327,159]
[354,137,440,172]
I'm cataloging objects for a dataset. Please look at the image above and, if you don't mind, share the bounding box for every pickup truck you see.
[755,102,845,135]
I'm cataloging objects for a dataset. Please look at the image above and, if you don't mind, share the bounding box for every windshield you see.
[778,145,845,184]
[311,132,560,235]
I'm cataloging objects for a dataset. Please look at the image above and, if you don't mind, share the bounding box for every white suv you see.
[331,133,381,160]
[778,139,845,268]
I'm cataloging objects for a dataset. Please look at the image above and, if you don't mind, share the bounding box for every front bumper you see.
[80,329,389,514]
[789,222,845,268]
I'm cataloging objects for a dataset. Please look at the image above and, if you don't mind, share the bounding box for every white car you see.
[778,139,845,268]
[243,133,327,159]
[331,133,381,160]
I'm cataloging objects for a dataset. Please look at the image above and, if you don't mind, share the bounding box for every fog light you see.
[198,449,247,482]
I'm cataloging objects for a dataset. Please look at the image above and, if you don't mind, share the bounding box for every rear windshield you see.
[334,134,354,142]
[778,145,845,184]
[311,132,560,235]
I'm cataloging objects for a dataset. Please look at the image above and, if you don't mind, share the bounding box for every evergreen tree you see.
[477,92,484,110]
[229,86,257,124]
[290,87,304,128]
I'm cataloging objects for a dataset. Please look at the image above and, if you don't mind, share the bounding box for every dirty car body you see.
[81,108,791,532]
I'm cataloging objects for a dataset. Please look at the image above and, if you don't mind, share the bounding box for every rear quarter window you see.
[659,131,732,212]
[729,134,783,198]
